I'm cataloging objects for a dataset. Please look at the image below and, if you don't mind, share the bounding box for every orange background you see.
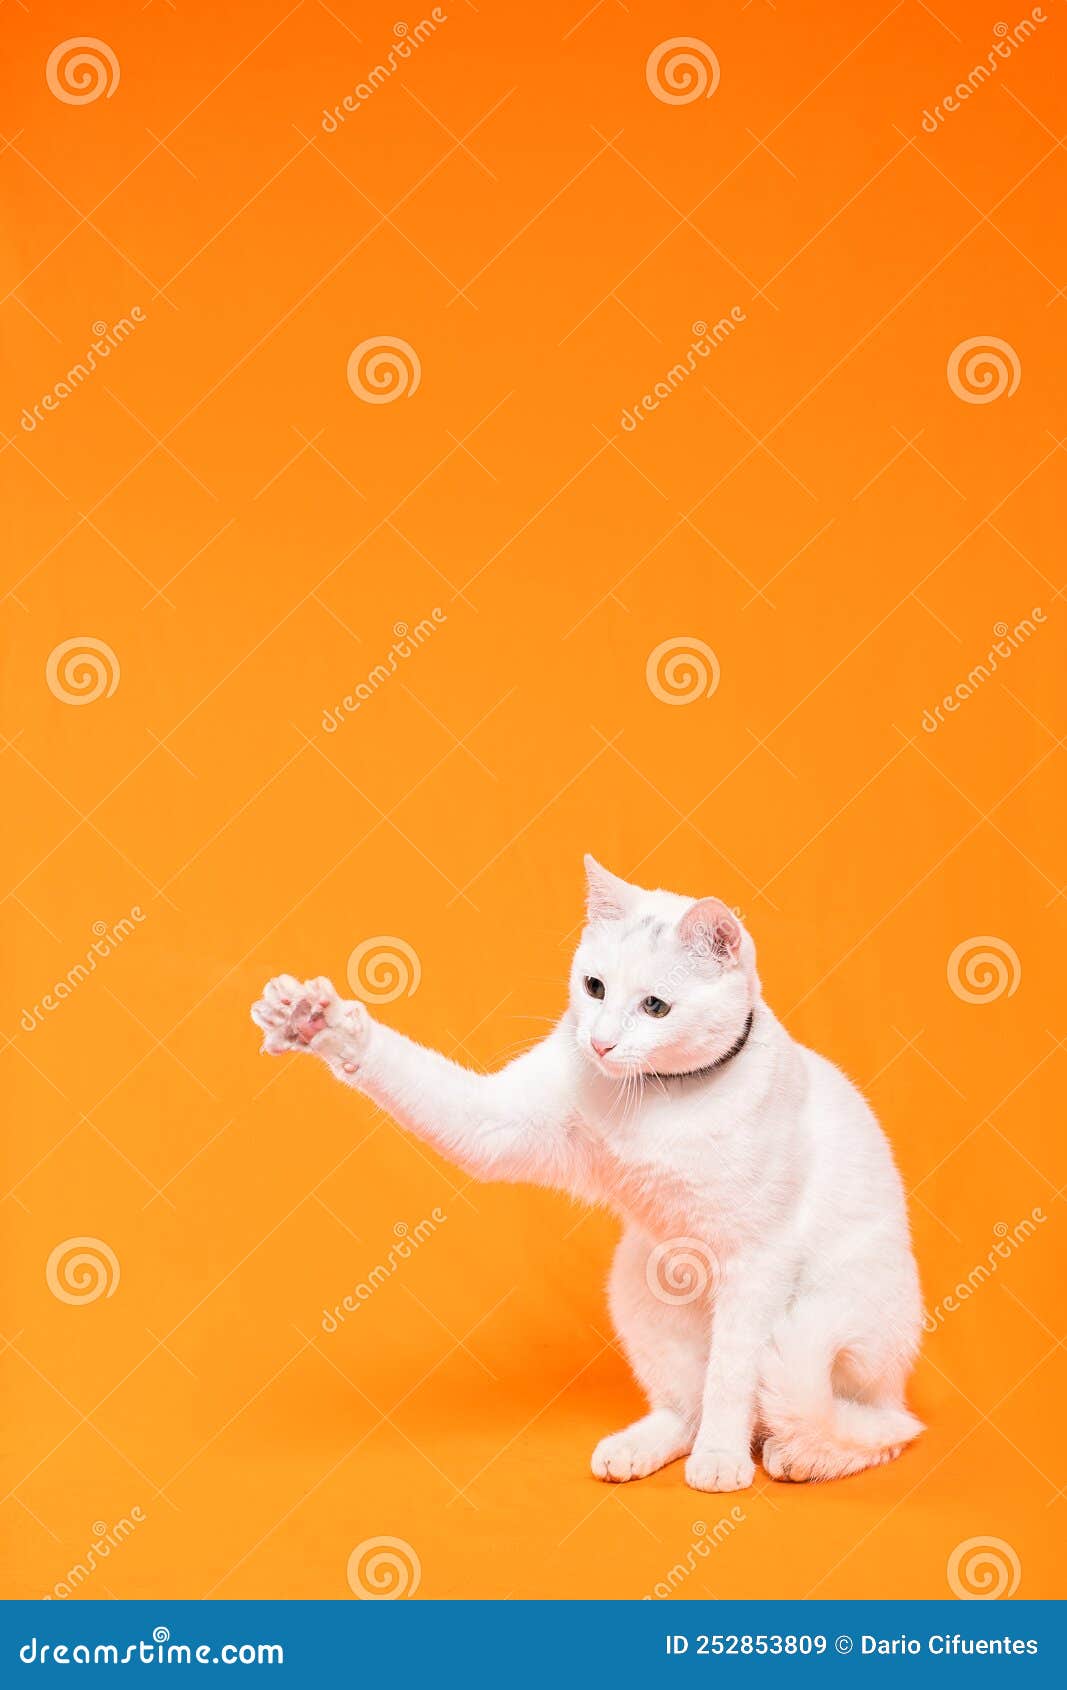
[2,0,1064,1602]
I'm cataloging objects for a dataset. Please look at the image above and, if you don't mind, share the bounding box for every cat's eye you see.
[584,976,605,999]
[642,995,671,1018]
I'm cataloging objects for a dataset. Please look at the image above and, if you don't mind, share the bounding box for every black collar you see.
[650,1010,754,1082]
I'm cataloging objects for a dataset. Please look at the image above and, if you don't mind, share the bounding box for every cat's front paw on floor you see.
[590,1410,692,1482]
[684,1449,756,1492]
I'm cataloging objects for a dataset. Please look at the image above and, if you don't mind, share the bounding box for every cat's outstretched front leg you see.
[251,975,583,1189]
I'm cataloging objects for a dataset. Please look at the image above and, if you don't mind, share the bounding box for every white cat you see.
[251,856,923,1491]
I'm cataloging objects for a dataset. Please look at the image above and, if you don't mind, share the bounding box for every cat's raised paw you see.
[251,975,367,1058]
[684,1449,755,1493]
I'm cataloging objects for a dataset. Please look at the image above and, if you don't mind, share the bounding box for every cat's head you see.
[570,855,756,1077]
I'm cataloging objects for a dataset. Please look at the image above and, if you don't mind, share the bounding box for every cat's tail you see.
[759,1310,923,1483]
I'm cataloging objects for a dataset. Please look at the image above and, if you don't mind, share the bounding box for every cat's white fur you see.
[251,856,923,1491]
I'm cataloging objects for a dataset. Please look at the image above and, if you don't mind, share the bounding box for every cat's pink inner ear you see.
[584,854,634,920]
[679,898,742,965]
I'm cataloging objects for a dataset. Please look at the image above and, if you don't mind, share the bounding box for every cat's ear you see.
[679,898,742,967]
[584,854,636,921]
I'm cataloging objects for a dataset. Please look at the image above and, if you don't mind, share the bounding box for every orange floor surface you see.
[2,0,1064,1601]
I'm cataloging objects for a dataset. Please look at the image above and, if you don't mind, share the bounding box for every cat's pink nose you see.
[592,1038,616,1058]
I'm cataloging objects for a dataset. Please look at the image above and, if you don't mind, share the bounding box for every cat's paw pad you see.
[251,975,304,1052]
[252,976,365,1057]
[685,1449,755,1493]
